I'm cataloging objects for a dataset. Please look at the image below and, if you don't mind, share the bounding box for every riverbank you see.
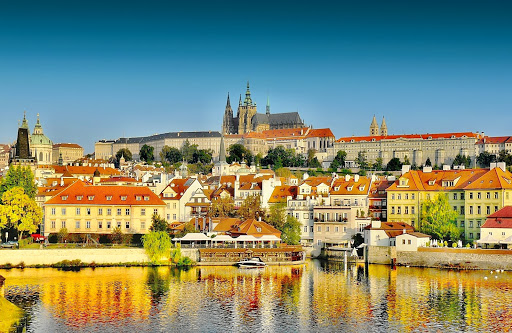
[367,246,512,270]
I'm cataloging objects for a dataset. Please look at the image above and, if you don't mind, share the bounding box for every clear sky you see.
[0,0,510,153]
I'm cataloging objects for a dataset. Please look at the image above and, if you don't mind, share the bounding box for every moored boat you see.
[236,257,266,268]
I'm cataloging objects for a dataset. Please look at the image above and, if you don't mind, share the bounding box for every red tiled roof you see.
[337,132,479,143]
[228,218,281,237]
[45,180,165,206]
[53,165,120,176]
[269,185,298,203]
[488,206,512,219]
[53,143,83,149]
[476,136,512,145]
[482,207,512,229]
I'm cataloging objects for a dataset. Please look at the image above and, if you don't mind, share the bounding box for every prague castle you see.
[222,82,305,135]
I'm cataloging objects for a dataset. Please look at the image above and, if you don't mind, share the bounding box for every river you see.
[2,260,512,332]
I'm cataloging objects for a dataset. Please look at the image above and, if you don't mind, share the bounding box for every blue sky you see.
[0,0,510,153]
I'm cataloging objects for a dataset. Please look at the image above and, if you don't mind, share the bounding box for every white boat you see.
[236,257,267,268]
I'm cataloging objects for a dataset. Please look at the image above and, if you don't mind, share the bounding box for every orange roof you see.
[482,207,512,229]
[369,178,394,199]
[228,218,281,237]
[99,176,140,183]
[53,165,120,176]
[37,178,77,197]
[45,180,165,206]
[302,176,332,187]
[337,132,479,143]
[365,221,415,238]
[160,178,195,200]
[463,167,512,190]
[476,136,512,145]
[330,176,372,195]
[213,218,241,233]
[269,185,298,203]
[306,128,334,138]
[53,143,83,149]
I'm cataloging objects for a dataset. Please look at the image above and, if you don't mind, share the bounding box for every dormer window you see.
[61,195,68,201]
[359,185,365,191]
[428,180,435,186]
[144,196,150,201]
[88,196,94,201]
[136,196,142,201]
[106,196,112,201]
[76,196,83,201]
[121,196,127,201]
[334,186,340,191]
[256,227,262,232]
[347,186,353,191]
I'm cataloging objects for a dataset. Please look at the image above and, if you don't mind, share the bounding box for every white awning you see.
[477,234,500,244]
[234,235,258,242]
[178,233,211,241]
[255,235,281,241]
[212,235,235,242]
[500,235,512,244]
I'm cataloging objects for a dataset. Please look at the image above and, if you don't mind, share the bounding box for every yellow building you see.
[52,143,84,164]
[387,164,512,241]
[43,180,165,236]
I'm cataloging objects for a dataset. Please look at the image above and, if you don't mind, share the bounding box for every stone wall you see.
[397,248,512,270]
[367,246,397,265]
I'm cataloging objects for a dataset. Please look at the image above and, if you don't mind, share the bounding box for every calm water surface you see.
[2,260,512,332]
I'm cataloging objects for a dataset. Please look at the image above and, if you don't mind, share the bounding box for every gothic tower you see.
[237,82,257,134]
[222,93,235,134]
[380,116,388,136]
[370,115,379,136]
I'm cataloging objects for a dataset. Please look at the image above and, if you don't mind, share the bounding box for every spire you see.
[239,94,242,106]
[219,135,226,163]
[266,96,270,115]
[33,113,43,134]
[226,92,231,108]
[370,115,379,136]
[243,81,252,105]
[21,111,29,129]
[380,116,388,136]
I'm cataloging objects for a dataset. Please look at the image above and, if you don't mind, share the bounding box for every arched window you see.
[39,152,43,162]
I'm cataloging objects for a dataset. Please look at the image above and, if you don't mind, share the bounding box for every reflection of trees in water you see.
[5,285,40,331]
[146,267,171,303]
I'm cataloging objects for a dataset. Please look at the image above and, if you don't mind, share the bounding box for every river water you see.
[2,260,512,332]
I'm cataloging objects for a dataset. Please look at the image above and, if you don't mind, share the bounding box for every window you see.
[453,193,457,200]
[310,226,314,233]
[117,221,121,228]
[167,214,170,221]
[392,194,395,200]
[405,207,409,214]
[61,221,66,228]
[75,221,80,229]
[98,221,103,229]
[391,206,395,214]
[173,214,176,220]
[489,231,492,235]
[469,192,473,200]
[411,206,415,214]
[487,206,490,215]
[397,207,401,214]
[106,196,112,201]
[495,206,499,213]
[398,194,401,200]
[51,221,56,229]
[153,209,158,215]
[408,240,411,245]
[141,208,146,216]
[125,208,130,215]
[126,221,130,229]
[76,196,82,201]
[469,206,473,214]
[326,226,330,232]
[141,221,146,229]
[469,232,473,239]
[303,213,309,219]
[469,221,473,228]
[51,208,56,215]
[173,203,177,209]
[461,221,465,227]
[453,206,457,212]
[117,208,122,215]
[343,227,347,232]
[486,192,491,199]
[477,206,481,215]
[317,226,321,232]
[477,192,481,199]
[477,220,481,227]
[76,208,80,215]
[121,196,127,201]
[144,196,150,201]
[62,195,68,201]
[402,239,406,245]
[411,194,415,200]
[335,226,339,232]
[98,208,103,215]
[86,221,91,229]
[495,192,499,199]
[88,196,94,201]
[86,208,91,215]
[460,206,465,215]
[405,194,409,200]
[107,221,111,229]
[304,226,308,232]
[107,208,112,216]
[136,196,142,201]
[296,213,299,219]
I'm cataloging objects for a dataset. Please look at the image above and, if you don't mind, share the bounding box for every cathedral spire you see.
[380,116,388,136]
[33,113,43,134]
[370,115,379,136]
[243,81,253,106]
[226,92,231,108]
[266,96,270,115]
[219,135,226,163]
[239,94,242,106]
[21,111,29,129]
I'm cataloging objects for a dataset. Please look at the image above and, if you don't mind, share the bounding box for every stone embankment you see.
[367,246,512,270]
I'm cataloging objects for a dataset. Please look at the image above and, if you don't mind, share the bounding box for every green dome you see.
[30,133,53,146]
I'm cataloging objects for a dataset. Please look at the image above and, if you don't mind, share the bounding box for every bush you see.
[177,256,193,267]
[19,238,32,248]
[452,242,458,248]
[48,233,58,243]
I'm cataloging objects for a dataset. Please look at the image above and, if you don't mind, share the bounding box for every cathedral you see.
[222,82,305,135]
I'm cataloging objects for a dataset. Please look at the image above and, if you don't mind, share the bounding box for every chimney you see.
[442,165,450,170]
[403,228,407,234]
[345,174,350,182]
[60,176,64,187]
[490,162,497,170]
[497,162,506,171]
[354,174,360,182]
[401,165,411,175]
[371,220,381,229]
[422,166,432,173]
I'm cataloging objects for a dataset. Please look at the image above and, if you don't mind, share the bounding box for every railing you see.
[178,243,279,249]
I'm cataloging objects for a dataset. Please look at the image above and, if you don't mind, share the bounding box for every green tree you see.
[254,153,263,167]
[0,166,37,199]
[274,156,283,170]
[57,227,69,243]
[403,155,410,165]
[150,214,170,232]
[115,148,132,162]
[181,140,198,163]
[356,151,368,170]
[176,222,199,238]
[306,149,317,166]
[193,149,213,164]
[373,157,383,171]
[330,150,347,171]
[208,196,235,218]
[140,144,155,163]
[160,146,182,164]
[281,215,301,245]
[420,193,460,241]
[0,187,43,240]
[452,154,471,168]
[227,144,252,165]
[275,167,292,178]
[142,231,172,264]
[477,151,496,168]
[238,195,265,220]
[309,157,321,168]
[110,227,124,244]
[268,203,287,230]
[425,157,432,167]
[386,157,402,171]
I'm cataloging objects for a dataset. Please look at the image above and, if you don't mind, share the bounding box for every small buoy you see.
[406,265,410,268]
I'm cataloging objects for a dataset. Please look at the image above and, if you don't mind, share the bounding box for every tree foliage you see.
[115,148,132,162]
[150,214,170,232]
[181,140,198,163]
[497,150,512,165]
[142,231,172,263]
[176,222,199,238]
[227,144,253,165]
[425,157,432,167]
[209,196,235,218]
[267,203,301,245]
[420,193,460,241]
[356,151,368,170]
[477,151,496,168]
[0,187,43,240]
[373,157,383,171]
[140,144,155,163]
[330,150,347,171]
[452,154,471,168]
[0,166,37,200]
[386,157,402,171]
[238,195,265,220]
[160,146,182,164]
[262,146,305,169]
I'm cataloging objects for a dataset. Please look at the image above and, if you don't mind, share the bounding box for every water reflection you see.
[2,262,512,332]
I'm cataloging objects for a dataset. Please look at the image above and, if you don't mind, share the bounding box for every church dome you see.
[30,114,53,146]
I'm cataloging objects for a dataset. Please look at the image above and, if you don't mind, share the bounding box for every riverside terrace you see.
[171,233,282,249]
